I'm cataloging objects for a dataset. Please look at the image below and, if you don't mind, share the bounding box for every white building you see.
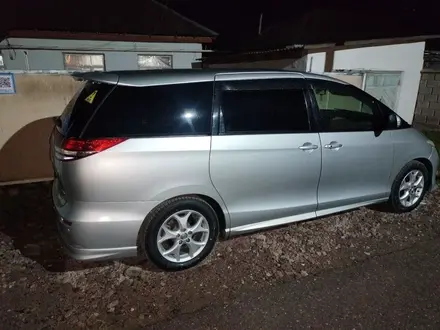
[0,31,214,72]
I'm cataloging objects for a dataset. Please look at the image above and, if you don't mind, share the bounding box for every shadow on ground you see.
[0,181,117,272]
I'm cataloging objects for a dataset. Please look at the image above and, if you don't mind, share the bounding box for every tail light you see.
[55,137,126,161]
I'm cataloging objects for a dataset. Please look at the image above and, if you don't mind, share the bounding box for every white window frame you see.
[0,54,5,70]
[137,54,173,70]
[63,53,105,72]
[362,71,402,111]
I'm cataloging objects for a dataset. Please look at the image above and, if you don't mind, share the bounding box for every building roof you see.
[1,0,217,43]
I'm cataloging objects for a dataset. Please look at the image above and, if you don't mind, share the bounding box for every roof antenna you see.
[258,13,263,35]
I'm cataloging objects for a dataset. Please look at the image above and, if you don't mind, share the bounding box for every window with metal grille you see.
[64,53,105,71]
[137,55,172,70]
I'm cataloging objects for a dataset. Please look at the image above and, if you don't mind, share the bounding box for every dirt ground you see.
[1,182,440,329]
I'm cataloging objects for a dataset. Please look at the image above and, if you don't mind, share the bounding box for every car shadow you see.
[0,181,122,272]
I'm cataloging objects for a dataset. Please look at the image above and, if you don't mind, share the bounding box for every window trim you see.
[307,79,386,133]
[63,52,106,72]
[0,54,5,70]
[213,77,313,136]
[137,54,173,70]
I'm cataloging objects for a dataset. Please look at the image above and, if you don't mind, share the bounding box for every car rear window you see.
[82,81,214,138]
[59,81,114,137]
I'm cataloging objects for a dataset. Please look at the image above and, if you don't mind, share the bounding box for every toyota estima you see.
[50,69,438,271]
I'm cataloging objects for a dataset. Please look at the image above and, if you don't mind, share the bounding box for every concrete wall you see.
[306,52,326,72]
[413,70,440,129]
[306,42,426,123]
[0,74,81,182]
[0,38,203,71]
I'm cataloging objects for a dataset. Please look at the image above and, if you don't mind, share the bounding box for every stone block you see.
[418,101,430,108]
[425,94,438,102]
[413,114,426,123]
[422,108,434,116]
[435,73,440,81]
[421,73,432,80]
[429,102,440,110]
[427,80,440,88]
[426,116,440,126]
[419,86,433,95]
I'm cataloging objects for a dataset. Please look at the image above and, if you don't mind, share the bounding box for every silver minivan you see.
[50,69,438,270]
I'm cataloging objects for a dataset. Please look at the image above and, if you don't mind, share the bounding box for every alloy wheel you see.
[156,210,210,263]
[399,169,424,207]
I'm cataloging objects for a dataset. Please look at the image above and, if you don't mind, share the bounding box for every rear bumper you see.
[52,181,158,261]
[56,218,137,261]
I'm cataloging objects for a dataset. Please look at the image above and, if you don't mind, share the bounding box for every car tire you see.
[388,160,429,213]
[138,196,219,271]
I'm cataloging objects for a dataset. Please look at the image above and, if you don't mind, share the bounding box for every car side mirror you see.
[387,113,402,129]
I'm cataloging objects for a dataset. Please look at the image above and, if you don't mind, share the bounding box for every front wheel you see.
[138,196,219,271]
[388,160,429,213]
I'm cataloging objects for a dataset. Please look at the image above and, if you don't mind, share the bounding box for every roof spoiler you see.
[71,71,119,85]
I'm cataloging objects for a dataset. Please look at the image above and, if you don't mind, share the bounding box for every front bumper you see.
[429,146,439,191]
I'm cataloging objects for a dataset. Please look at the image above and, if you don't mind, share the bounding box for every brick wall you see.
[414,70,440,129]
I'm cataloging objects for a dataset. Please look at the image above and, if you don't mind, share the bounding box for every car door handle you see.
[324,141,343,149]
[299,143,319,151]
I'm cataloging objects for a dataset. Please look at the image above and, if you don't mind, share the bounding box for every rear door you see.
[308,79,394,215]
[209,73,322,233]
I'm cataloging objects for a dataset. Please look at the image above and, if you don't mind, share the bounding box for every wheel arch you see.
[192,194,227,239]
[414,157,434,190]
[143,190,230,239]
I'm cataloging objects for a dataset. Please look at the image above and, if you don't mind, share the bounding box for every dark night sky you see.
[165,0,440,49]
[166,1,435,30]
[2,0,440,50]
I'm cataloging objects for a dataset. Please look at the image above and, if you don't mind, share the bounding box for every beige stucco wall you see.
[0,74,82,182]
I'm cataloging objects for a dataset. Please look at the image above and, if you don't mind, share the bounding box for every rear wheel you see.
[139,196,219,271]
[388,160,429,213]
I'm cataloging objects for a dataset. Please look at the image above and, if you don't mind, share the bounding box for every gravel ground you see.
[1,182,440,329]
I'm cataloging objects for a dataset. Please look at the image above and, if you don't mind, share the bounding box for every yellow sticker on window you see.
[84,90,98,104]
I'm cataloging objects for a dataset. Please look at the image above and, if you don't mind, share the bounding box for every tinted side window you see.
[83,82,213,138]
[218,79,309,134]
[60,81,114,137]
[310,80,381,132]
